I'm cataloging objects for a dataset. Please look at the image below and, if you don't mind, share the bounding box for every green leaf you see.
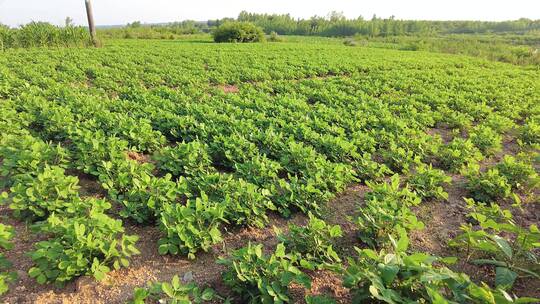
[37,274,47,284]
[158,243,170,255]
[491,235,513,259]
[495,267,517,289]
[161,282,174,297]
[201,288,215,300]
[379,264,399,285]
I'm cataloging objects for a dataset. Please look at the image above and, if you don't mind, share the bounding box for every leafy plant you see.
[355,175,424,248]
[131,275,218,304]
[438,138,483,172]
[343,231,471,303]
[495,154,539,192]
[28,199,140,285]
[449,199,540,289]
[519,119,540,146]
[0,134,69,187]
[157,193,226,259]
[465,165,512,203]
[212,22,266,43]
[120,174,186,224]
[0,224,16,295]
[218,243,311,303]
[153,141,214,177]
[352,153,392,182]
[3,165,82,220]
[276,212,342,266]
[193,173,275,228]
[407,163,451,201]
[469,125,503,156]
[344,230,539,303]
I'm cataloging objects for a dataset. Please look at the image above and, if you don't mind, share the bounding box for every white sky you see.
[0,0,539,27]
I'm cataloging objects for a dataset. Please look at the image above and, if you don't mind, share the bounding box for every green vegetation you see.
[218,243,311,303]
[212,22,266,43]
[130,275,218,304]
[0,224,15,295]
[449,199,540,290]
[0,34,539,302]
[0,21,90,49]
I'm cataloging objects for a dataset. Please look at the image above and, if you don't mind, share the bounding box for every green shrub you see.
[212,22,265,43]
[218,243,311,303]
[407,163,452,201]
[268,31,284,42]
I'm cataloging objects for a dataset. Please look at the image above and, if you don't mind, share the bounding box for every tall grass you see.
[0,22,92,50]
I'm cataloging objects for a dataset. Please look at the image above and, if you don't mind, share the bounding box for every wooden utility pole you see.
[85,0,98,46]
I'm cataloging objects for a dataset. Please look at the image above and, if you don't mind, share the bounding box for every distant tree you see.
[128,21,142,28]
[65,17,74,27]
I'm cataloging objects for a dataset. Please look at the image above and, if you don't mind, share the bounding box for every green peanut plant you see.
[276,212,342,267]
[28,199,139,285]
[130,275,220,304]
[449,199,540,290]
[0,224,16,295]
[218,243,311,303]
[157,193,226,259]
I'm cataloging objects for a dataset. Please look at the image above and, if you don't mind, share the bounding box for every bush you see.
[212,22,265,43]
[268,31,284,42]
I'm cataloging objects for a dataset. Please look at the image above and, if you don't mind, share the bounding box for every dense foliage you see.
[212,22,266,43]
[0,22,91,49]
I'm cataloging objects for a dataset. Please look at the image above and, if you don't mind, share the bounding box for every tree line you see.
[226,11,540,37]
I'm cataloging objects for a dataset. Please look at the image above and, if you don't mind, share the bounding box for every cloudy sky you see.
[0,0,539,27]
